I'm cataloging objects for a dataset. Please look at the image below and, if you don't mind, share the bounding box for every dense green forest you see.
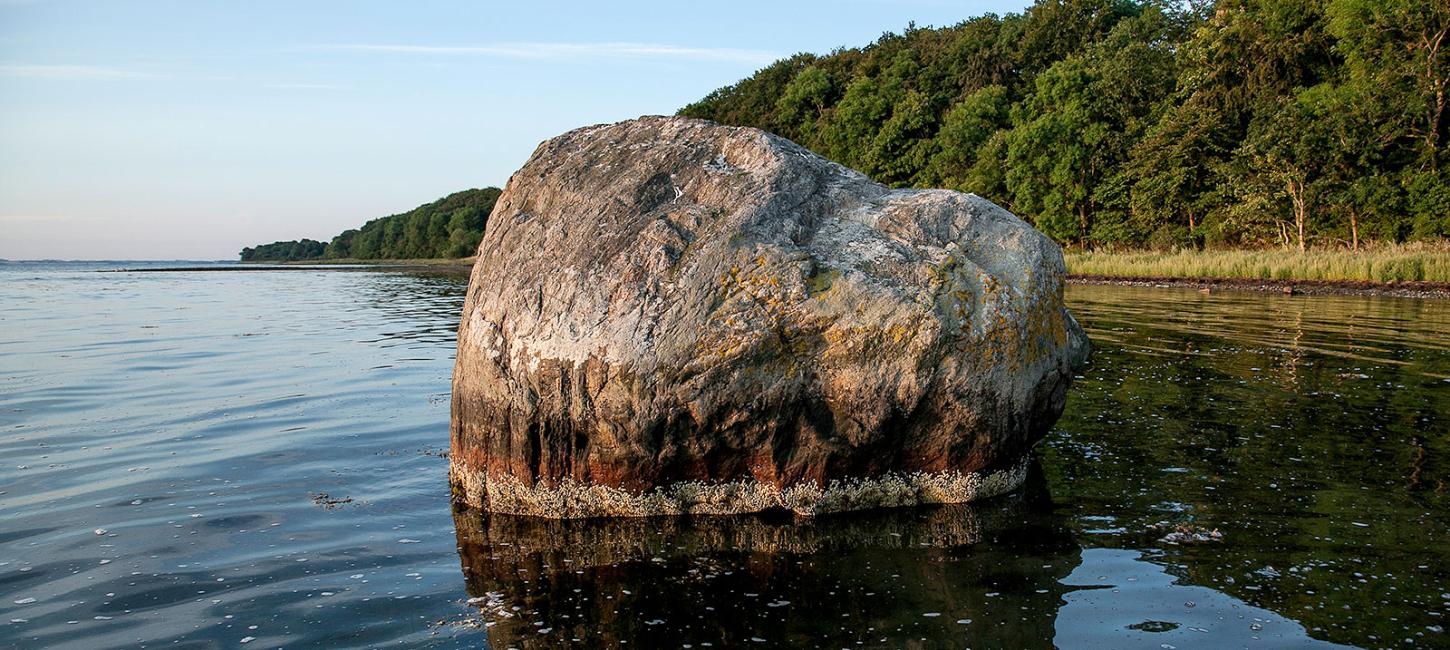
[681,0,1450,250]
[239,239,327,262]
[238,187,501,261]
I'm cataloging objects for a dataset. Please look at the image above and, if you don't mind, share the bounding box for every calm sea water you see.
[1,261,1446,649]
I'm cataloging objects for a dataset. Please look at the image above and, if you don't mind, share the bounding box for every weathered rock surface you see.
[450,115,1089,517]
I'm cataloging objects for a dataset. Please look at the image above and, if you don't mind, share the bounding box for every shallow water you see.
[0,262,1445,648]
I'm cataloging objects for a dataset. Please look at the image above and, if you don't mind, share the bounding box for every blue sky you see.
[0,0,1029,259]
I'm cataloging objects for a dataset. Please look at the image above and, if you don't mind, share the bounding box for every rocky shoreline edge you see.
[1069,274,1450,299]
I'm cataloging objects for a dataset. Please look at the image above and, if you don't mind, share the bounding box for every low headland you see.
[238,188,500,263]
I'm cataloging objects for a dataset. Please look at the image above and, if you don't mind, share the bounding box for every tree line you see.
[239,187,501,261]
[680,0,1450,251]
[239,239,326,262]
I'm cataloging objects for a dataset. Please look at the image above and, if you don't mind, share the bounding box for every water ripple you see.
[2,266,1444,648]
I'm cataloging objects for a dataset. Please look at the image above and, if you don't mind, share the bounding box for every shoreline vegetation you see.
[1072,244,1450,298]
[1066,243,1450,297]
[1066,242,1450,283]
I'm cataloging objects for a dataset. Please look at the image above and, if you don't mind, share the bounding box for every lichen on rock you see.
[450,115,1089,518]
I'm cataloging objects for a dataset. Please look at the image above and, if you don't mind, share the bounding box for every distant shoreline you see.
[103,259,1450,299]
[108,258,473,273]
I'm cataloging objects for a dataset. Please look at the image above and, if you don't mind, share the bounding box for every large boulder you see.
[450,116,1089,517]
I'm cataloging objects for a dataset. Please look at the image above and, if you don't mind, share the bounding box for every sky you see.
[0,0,1030,260]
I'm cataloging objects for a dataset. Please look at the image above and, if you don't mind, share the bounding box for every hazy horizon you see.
[0,0,1030,260]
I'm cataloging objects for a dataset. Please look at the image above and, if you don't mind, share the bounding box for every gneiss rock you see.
[450,116,1089,518]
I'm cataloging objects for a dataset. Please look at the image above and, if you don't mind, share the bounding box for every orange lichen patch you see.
[697,251,822,367]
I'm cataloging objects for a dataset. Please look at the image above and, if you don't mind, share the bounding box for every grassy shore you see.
[1066,243,1450,284]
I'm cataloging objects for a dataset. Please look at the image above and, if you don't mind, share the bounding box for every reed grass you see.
[1065,243,1450,284]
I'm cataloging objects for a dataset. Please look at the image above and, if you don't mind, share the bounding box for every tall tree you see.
[658,0,1450,248]
[1327,0,1450,172]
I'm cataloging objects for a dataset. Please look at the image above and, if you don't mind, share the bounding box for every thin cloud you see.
[0,64,157,79]
[265,83,348,90]
[0,214,88,222]
[321,42,780,65]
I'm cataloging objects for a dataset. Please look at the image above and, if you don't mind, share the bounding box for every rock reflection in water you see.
[453,471,1079,648]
